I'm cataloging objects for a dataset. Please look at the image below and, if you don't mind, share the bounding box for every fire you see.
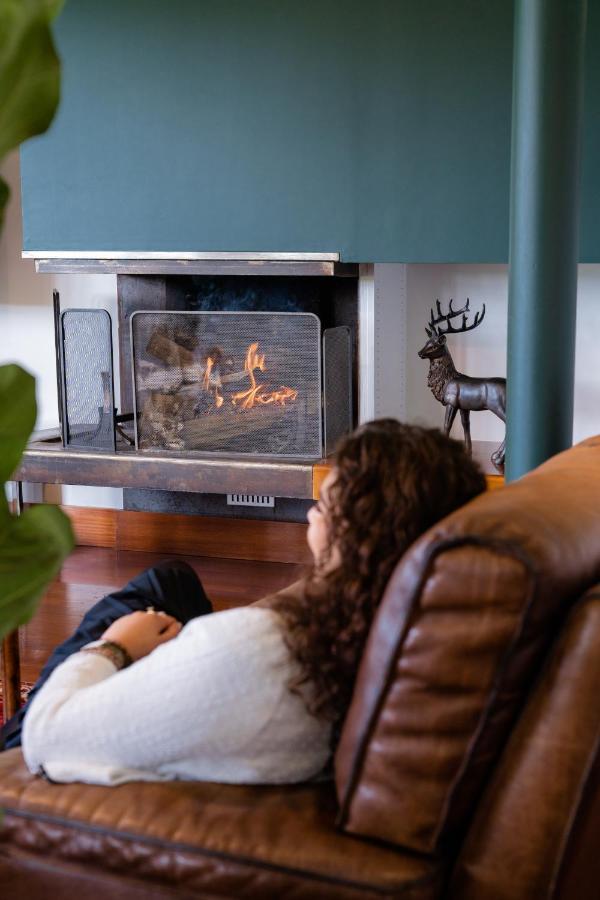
[255,385,298,406]
[203,355,224,408]
[246,342,266,375]
[202,356,213,390]
[231,343,265,409]
[216,342,298,410]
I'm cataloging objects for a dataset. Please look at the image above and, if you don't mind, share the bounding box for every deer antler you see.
[426,298,485,337]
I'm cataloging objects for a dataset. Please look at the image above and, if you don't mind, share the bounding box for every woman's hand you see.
[101,611,182,661]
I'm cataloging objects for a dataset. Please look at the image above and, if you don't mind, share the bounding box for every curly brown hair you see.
[275,419,487,737]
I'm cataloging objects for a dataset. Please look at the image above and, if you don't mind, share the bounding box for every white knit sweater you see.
[22,606,331,786]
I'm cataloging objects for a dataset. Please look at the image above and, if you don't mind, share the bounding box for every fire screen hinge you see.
[226,494,275,507]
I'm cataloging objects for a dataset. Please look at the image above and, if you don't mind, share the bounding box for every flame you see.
[232,343,265,409]
[229,342,297,410]
[247,342,266,374]
[254,386,298,406]
[203,356,213,391]
[201,342,297,411]
[203,355,224,408]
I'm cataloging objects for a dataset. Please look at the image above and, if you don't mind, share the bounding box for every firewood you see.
[136,361,184,394]
[136,359,256,394]
[146,331,196,367]
[138,391,196,450]
[144,332,241,381]
[180,404,299,449]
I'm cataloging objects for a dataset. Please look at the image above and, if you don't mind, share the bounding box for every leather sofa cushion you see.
[335,436,600,854]
[0,749,445,899]
[449,584,600,900]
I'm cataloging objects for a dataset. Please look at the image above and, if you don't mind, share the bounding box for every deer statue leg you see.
[459,408,472,455]
[491,439,505,472]
[444,404,458,437]
[489,393,506,473]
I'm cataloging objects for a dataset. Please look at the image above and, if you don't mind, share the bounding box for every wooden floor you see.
[17,546,303,685]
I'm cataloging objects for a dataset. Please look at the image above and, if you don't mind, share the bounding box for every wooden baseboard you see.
[63,506,118,548]
[63,506,312,565]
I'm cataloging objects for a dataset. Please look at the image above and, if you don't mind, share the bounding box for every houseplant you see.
[0,0,73,645]
[0,0,63,225]
[0,366,73,641]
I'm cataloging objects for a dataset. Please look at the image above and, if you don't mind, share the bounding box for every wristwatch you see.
[81,639,134,670]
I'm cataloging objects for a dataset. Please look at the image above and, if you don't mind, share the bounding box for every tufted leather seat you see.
[2,437,600,899]
[0,752,444,899]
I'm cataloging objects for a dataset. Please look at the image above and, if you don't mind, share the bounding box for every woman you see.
[5,420,485,785]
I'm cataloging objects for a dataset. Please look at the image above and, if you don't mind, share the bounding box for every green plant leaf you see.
[0,174,8,232]
[0,3,69,660]
[0,503,74,641]
[0,364,75,641]
[0,0,62,160]
[0,364,37,483]
[44,1,65,18]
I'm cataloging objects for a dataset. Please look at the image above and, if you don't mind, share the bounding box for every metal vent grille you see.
[323,326,353,456]
[131,311,322,458]
[61,309,115,450]
[227,494,275,507]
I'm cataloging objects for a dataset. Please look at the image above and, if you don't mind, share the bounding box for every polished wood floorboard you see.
[18,546,303,685]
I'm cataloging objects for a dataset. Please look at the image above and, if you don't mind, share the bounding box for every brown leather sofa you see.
[1,436,600,899]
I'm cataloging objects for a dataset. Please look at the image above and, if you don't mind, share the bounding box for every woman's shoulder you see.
[179,604,287,650]
[153,605,301,698]
[250,578,310,612]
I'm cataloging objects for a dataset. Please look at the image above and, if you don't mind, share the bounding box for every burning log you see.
[136,362,253,393]
[141,329,252,393]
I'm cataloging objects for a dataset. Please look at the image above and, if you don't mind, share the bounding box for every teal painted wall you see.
[17,0,600,261]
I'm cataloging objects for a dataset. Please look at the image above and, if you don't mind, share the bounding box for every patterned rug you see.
[0,683,34,726]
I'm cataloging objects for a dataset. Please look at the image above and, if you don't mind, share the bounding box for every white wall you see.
[404,263,600,445]
[405,264,508,442]
[0,152,122,507]
[361,263,408,423]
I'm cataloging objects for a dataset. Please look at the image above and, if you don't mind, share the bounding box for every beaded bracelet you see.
[81,639,134,670]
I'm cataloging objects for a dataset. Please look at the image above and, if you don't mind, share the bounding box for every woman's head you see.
[281,419,487,734]
[307,419,487,575]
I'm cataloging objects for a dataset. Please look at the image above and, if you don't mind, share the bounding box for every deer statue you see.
[418,298,506,471]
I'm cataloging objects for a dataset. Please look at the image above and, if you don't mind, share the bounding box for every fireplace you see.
[26,256,412,521]
[46,259,361,519]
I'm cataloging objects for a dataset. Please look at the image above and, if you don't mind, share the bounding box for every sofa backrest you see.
[334,436,600,855]
[449,584,600,900]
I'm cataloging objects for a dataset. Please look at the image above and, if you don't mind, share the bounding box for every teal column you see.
[506,0,587,481]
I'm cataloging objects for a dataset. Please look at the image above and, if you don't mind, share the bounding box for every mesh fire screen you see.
[60,309,115,450]
[323,326,352,455]
[131,311,322,458]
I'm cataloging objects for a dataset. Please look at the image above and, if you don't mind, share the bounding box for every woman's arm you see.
[97,609,182,661]
[21,607,307,785]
